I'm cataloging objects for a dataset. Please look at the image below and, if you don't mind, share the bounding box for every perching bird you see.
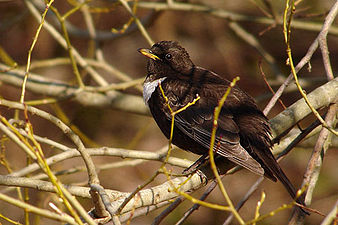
[138,40,307,211]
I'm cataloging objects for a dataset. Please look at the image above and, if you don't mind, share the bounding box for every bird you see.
[138,40,307,212]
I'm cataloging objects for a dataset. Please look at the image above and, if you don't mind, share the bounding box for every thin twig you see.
[269,77,337,139]
[0,193,77,225]
[152,196,185,225]
[136,1,338,36]
[277,119,321,159]
[318,1,338,81]
[0,64,147,115]
[289,103,337,224]
[175,180,218,225]
[25,0,108,86]
[208,77,244,224]
[223,177,264,225]
[320,200,338,225]
[283,0,337,136]
[20,0,55,103]
[49,3,86,88]
[119,0,154,45]
[228,22,283,79]
[0,100,100,184]
[259,60,286,111]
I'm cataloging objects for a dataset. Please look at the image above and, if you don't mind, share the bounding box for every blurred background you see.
[0,0,337,224]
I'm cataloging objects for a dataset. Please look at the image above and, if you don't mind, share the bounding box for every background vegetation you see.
[0,0,337,224]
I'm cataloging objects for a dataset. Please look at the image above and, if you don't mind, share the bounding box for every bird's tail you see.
[265,155,309,215]
[249,143,309,215]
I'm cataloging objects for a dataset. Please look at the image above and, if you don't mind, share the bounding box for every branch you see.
[0,64,148,115]
[136,1,338,36]
[288,103,337,224]
[0,173,206,216]
[4,147,190,179]
[270,77,338,139]
[0,192,77,225]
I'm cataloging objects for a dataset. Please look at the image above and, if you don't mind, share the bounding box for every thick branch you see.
[270,77,338,138]
[0,173,205,216]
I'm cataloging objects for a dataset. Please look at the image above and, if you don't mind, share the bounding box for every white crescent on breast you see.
[143,77,167,105]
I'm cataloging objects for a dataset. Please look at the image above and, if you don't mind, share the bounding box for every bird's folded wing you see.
[171,106,265,176]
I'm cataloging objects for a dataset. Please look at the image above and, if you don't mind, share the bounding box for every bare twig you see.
[259,61,287,111]
[283,0,337,136]
[263,0,338,116]
[136,1,338,36]
[152,196,185,225]
[224,177,265,225]
[20,0,55,103]
[0,192,77,225]
[276,119,321,158]
[228,22,283,79]
[320,200,338,225]
[207,77,244,224]
[289,103,337,224]
[119,0,154,45]
[25,0,108,86]
[263,39,319,116]
[0,64,147,115]
[176,180,218,225]
[0,100,100,184]
[318,1,338,81]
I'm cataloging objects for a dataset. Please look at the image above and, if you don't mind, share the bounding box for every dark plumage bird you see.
[138,40,307,211]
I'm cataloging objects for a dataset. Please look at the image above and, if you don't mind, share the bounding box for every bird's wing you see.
[168,104,265,176]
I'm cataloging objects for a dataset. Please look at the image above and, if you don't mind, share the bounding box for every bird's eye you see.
[165,53,172,60]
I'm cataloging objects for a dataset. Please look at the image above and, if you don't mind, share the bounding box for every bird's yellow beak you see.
[138,48,161,61]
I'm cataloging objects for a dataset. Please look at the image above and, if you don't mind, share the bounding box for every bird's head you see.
[138,41,194,78]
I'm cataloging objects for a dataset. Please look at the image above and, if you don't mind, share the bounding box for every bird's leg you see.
[182,153,209,174]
